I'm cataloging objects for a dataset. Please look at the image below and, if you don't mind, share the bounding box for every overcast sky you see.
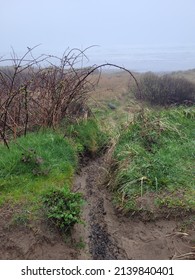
[1,0,195,67]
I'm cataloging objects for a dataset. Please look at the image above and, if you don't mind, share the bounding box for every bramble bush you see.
[133,73,195,106]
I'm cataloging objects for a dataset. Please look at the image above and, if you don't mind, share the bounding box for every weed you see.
[20,148,49,176]
[10,210,30,226]
[74,237,86,249]
[180,216,195,231]
[42,187,84,232]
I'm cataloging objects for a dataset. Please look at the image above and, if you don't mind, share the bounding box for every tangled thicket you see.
[0,47,140,148]
[133,72,195,106]
[0,47,100,147]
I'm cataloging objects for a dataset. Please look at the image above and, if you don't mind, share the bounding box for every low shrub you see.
[133,73,195,105]
[42,187,84,232]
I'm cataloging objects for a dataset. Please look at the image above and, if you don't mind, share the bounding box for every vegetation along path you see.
[0,51,195,259]
[1,151,194,260]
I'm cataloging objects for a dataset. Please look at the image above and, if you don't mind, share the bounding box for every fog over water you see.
[1,0,195,72]
[86,44,195,72]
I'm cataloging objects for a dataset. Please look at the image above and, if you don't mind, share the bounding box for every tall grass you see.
[110,106,195,213]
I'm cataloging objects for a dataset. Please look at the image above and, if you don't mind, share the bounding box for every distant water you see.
[86,44,195,72]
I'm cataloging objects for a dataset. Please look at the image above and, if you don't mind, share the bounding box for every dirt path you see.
[0,156,194,260]
[74,157,195,260]
[73,157,126,259]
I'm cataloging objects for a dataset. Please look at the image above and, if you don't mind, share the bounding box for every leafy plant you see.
[42,187,84,232]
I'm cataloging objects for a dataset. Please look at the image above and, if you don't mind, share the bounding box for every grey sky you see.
[1,0,195,70]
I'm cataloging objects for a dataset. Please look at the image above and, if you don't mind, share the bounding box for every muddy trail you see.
[73,157,127,260]
[0,156,195,260]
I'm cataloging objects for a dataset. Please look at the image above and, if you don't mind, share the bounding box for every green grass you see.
[1,103,194,224]
[0,130,77,207]
[111,106,195,214]
[65,118,108,155]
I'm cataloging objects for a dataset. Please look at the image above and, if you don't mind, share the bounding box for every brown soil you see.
[0,205,79,260]
[1,156,194,260]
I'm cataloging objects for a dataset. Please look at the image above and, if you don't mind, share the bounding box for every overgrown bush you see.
[42,187,83,232]
[0,48,140,149]
[0,47,100,146]
[133,72,195,105]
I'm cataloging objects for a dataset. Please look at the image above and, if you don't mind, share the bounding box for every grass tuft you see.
[110,106,195,214]
[65,119,109,156]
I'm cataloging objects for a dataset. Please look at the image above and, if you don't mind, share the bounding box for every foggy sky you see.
[1,0,195,57]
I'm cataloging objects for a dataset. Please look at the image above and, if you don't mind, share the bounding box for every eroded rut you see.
[73,157,127,259]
